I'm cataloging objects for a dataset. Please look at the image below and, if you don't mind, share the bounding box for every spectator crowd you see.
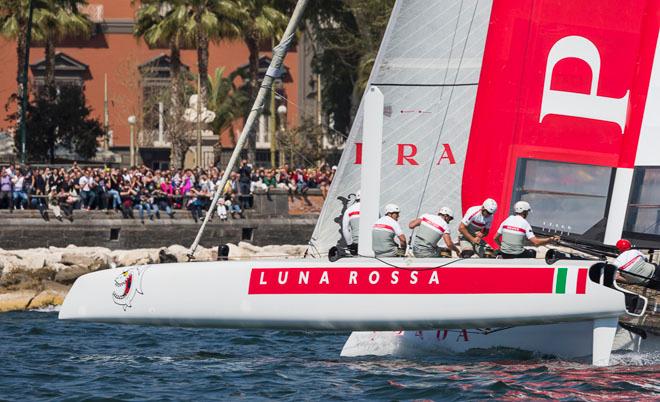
[0,160,335,223]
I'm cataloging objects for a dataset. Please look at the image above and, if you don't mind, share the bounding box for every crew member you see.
[341,191,360,254]
[372,204,406,257]
[459,198,497,257]
[494,201,559,258]
[613,239,660,288]
[409,207,460,257]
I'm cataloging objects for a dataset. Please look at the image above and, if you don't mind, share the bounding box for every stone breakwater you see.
[0,242,307,312]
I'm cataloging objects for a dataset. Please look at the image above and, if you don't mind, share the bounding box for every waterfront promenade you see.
[0,189,321,249]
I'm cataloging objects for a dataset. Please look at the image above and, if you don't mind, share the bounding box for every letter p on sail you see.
[540,36,629,133]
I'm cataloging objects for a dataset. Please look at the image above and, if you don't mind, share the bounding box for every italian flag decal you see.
[554,268,588,294]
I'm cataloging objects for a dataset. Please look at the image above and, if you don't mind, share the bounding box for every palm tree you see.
[35,0,92,99]
[231,0,288,163]
[182,0,241,104]
[0,0,49,124]
[135,0,191,169]
[207,66,249,136]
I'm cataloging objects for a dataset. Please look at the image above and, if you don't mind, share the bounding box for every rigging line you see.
[356,254,467,272]
[412,0,478,230]
[478,327,515,335]
[273,91,351,140]
[371,82,478,87]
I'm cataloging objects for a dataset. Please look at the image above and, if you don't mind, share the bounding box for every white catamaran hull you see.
[60,257,627,364]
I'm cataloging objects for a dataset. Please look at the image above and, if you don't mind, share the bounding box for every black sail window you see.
[624,167,660,243]
[512,159,614,241]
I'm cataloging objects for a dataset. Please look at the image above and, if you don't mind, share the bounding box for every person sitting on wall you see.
[224,190,244,219]
[47,188,62,221]
[494,201,559,259]
[56,186,75,222]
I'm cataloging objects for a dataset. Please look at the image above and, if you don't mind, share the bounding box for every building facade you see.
[0,0,311,168]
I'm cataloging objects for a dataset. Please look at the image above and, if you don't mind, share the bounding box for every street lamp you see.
[277,105,288,167]
[128,115,137,167]
[277,104,288,129]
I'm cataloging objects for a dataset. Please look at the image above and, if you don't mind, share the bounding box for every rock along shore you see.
[0,243,307,312]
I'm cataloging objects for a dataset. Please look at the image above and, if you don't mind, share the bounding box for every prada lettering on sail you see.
[353,143,457,166]
[248,267,588,295]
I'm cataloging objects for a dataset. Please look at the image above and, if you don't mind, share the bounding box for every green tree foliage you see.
[182,0,242,102]
[230,0,288,163]
[206,67,250,137]
[304,0,395,136]
[20,85,102,162]
[135,0,189,168]
[1,0,51,124]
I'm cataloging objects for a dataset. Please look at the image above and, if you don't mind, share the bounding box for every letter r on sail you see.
[540,36,629,133]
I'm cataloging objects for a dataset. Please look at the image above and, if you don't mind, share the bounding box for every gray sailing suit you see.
[342,202,360,245]
[496,215,535,256]
[412,214,449,258]
[615,250,658,285]
[372,216,403,257]
[459,206,491,253]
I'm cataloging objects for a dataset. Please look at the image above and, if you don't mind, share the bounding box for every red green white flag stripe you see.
[554,267,588,294]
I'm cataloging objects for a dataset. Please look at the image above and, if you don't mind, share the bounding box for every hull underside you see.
[341,322,659,360]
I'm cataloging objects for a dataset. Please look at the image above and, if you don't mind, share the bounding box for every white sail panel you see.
[308,0,493,256]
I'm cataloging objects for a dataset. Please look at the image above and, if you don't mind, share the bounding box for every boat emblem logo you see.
[112,265,147,310]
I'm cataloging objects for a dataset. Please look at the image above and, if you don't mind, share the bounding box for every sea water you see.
[1,310,659,400]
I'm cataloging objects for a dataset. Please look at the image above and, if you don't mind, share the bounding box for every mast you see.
[187,0,310,258]
[358,87,384,257]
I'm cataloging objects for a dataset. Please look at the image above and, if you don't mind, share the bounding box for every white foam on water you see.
[610,351,660,366]
[30,305,61,313]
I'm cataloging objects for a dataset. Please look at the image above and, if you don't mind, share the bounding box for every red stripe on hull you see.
[248,267,555,295]
[576,268,588,294]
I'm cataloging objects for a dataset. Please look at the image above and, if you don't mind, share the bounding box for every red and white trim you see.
[373,223,395,233]
[619,255,643,271]
[502,225,526,234]
[421,217,446,233]
[467,209,481,221]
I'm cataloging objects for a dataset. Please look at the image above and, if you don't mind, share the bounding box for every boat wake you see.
[611,350,660,366]
[30,305,61,313]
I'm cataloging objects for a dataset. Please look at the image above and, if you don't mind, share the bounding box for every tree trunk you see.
[245,33,260,164]
[169,43,185,169]
[44,37,56,100]
[195,12,210,105]
[15,18,27,129]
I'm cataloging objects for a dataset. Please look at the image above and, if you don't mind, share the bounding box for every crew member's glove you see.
[395,247,406,257]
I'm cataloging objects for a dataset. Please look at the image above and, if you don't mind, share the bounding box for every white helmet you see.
[483,198,498,214]
[438,206,454,218]
[384,204,400,214]
[514,200,531,213]
[355,191,361,200]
